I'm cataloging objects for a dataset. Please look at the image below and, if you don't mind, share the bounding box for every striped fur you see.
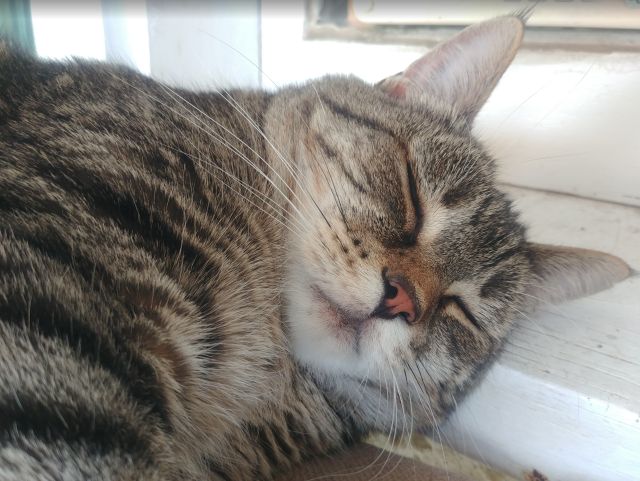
[0,16,629,480]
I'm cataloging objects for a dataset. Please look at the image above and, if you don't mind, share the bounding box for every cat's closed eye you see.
[441,296,482,331]
[403,162,423,245]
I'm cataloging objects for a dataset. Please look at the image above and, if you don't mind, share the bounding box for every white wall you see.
[30,0,106,61]
[146,0,261,91]
[102,0,150,74]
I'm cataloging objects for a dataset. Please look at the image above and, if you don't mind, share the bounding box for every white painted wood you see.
[439,186,640,481]
[146,0,261,90]
[478,51,640,209]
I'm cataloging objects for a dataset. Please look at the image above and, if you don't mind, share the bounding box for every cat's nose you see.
[380,278,418,323]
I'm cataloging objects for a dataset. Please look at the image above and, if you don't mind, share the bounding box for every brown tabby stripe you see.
[318,95,396,138]
[0,256,172,427]
[0,393,150,457]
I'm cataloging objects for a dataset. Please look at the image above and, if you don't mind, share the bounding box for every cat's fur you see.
[0,15,630,480]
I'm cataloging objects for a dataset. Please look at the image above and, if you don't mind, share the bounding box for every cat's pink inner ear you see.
[383,77,410,99]
[379,16,524,120]
[381,48,448,100]
[525,244,630,306]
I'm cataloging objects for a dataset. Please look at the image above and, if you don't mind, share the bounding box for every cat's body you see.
[0,15,630,480]
[0,48,349,479]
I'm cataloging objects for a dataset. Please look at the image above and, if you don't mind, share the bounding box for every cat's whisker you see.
[182,145,328,256]
[169,110,313,231]
[226,81,349,235]
[403,362,438,435]
[193,31,346,232]
[391,368,408,443]
[510,289,631,359]
[303,374,393,481]
[350,370,400,481]
[513,289,591,338]
[189,47,338,234]
[197,29,281,91]
[373,372,399,478]
[336,365,371,420]
[414,358,458,458]
[372,366,386,434]
[377,371,410,481]
[505,279,630,306]
[404,361,451,481]
[156,82,319,225]
[371,369,403,481]
[159,140,298,228]
[513,306,553,345]
[219,93,340,236]
[503,279,571,293]
[402,366,416,458]
[190,45,349,246]
[485,76,555,144]
[513,151,590,164]
[173,71,325,227]
[109,74,315,233]
[311,82,328,119]
[204,42,345,233]
[153,141,314,246]
[448,396,492,468]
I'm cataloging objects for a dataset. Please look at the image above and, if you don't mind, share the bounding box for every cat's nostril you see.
[384,279,399,299]
[385,280,416,323]
[378,277,417,323]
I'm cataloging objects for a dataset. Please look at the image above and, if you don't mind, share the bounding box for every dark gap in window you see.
[317,0,348,27]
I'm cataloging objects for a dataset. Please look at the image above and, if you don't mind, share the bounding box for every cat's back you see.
[0,42,300,479]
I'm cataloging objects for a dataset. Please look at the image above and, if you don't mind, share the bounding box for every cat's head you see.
[266,16,629,432]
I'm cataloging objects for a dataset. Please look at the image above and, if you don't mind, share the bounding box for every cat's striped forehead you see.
[295,75,505,245]
[302,74,495,198]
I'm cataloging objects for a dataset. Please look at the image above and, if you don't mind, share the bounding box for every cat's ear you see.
[378,15,524,121]
[525,244,631,306]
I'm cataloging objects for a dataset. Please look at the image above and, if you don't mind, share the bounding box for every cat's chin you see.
[284,277,413,383]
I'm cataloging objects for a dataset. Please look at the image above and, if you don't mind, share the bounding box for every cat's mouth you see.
[310,285,393,341]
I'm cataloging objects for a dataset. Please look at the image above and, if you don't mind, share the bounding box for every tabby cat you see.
[0,14,630,480]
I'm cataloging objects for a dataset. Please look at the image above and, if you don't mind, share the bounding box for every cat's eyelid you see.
[441,296,482,331]
[403,162,423,245]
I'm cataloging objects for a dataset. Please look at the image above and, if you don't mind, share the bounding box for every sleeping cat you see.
[0,14,630,480]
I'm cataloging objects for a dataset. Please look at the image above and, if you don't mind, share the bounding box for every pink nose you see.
[385,281,416,323]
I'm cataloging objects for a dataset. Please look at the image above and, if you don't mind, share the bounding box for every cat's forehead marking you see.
[318,97,396,139]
